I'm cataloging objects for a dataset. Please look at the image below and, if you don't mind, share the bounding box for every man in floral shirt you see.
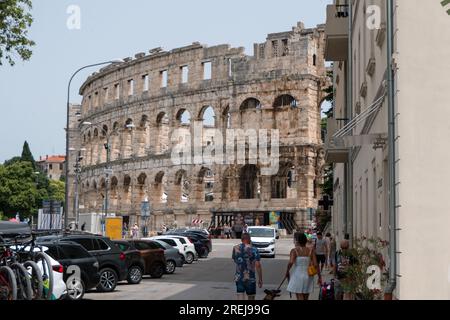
[232,233,263,300]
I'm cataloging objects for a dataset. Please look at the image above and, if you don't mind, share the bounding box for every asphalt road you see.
[84,238,329,300]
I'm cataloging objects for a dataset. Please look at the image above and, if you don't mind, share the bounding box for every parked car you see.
[151,240,184,274]
[125,240,175,275]
[170,231,212,258]
[158,235,197,261]
[38,234,128,292]
[247,226,279,258]
[37,241,100,300]
[114,240,165,279]
[112,240,145,284]
[145,236,197,264]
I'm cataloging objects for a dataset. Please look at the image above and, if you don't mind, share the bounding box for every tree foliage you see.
[20,140,35,168]
[0,0,35,66]
[0,142,65,219]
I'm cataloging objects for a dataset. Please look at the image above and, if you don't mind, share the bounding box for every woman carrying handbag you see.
[285,232,322,300]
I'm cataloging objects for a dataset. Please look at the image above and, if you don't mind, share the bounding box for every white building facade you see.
[325,0,450,299]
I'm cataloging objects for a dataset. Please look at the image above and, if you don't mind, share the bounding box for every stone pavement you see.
[85,239,335,300]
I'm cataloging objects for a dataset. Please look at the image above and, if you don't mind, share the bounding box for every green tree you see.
[48,180,65,202]
[0,161,39,218]
[0,0,35,66]
[20,140,35,168]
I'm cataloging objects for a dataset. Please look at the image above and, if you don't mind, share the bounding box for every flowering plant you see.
[340,237,389,300]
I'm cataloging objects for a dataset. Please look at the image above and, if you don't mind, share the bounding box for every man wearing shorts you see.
[315,232,328,273]
[232,233,263,300]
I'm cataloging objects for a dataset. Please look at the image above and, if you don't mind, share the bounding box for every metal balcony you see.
[325,4,349,61]
[324,117,349,164]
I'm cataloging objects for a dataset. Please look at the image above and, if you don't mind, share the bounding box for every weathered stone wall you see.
[76,22,327,231]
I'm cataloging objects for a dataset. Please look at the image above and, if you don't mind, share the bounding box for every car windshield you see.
[154,240,171,249]
[248,228,274,238]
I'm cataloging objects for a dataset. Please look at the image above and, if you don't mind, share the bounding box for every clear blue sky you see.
[0,0,331,163]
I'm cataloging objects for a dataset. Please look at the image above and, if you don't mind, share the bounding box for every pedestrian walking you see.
[334,240,356,300]
[234,223,243,239]
[232,233,263,300]
[315,232,328,273]
[131,223,139,239]
[285,232,321,300]
[243,224,249,234]
[224,224,232,239]
[328,235,337,271]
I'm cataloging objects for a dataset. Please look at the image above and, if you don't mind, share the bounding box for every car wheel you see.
[127,266,143,285]
[165,260,176,274]
[66,278,85,301]
[150,264,165,279]
[185,252,194,264]
[97,268,118,292]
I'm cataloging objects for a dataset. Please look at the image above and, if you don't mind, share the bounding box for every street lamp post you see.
[64,60,122,231]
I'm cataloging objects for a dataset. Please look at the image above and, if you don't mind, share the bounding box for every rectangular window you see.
[59,163,63,170]
[114,83,120,100]
[160,70,168,88]
[128,79,134,96]
[203,61,212,80]
[49,164,53,170]
[142,74,149,92]
[181,66,189,83]
[88,95,92,109]
[281,39,289,56]
[103,87,109,103]
[272,40,279,57]
[94,91,99,107]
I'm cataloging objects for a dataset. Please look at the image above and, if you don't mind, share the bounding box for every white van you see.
[247,226,279,258]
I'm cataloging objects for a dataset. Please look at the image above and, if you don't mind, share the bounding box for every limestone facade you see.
[76,22,327,232]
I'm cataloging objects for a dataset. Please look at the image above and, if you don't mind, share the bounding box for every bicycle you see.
[0,239,32,300]
[11,233,53,300]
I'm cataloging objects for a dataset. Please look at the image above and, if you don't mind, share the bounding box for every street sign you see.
[104,169,113,175]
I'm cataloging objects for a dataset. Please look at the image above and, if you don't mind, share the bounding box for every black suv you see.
[38,241,100,300]
[38,234,128,292]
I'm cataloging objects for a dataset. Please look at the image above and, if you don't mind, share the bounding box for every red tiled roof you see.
[37,155,66,163]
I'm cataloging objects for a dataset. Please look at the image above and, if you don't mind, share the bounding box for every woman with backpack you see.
[285,232,322,300]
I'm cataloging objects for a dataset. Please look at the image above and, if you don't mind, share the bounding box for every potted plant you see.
[340,237,389,300]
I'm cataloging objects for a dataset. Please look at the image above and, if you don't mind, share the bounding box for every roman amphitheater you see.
[74,21,328,234]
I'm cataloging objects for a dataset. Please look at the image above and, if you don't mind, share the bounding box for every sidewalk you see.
[271,267,335,301]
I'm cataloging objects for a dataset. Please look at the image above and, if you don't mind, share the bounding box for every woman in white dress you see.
[285,232,321,300]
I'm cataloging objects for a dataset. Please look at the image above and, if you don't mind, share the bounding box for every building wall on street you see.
[394,0,450,300]
[329,0,450,299]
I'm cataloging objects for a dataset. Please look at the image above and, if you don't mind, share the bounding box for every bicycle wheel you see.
[34,252,53,300]
[0,266,17,300]
[23,261,43,300]
[11,263,32,300]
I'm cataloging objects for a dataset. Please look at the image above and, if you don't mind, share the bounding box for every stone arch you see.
[176,109,191,126]
[271,162,296,199]
[239,164,260,199]
[99,124,109,163]
[111,121,121,161]
[110,176,119,209]
[154,171,167,204]
[137,115,150,157]
[123,174,132,206]
[123,119,134,158]
[199,106,216,127]
[273,94,298,109]
[136,172,148,202]
[240,98,262,111]
[196,167,214,202]
[156,112,170,154]
[174,169,190,203]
